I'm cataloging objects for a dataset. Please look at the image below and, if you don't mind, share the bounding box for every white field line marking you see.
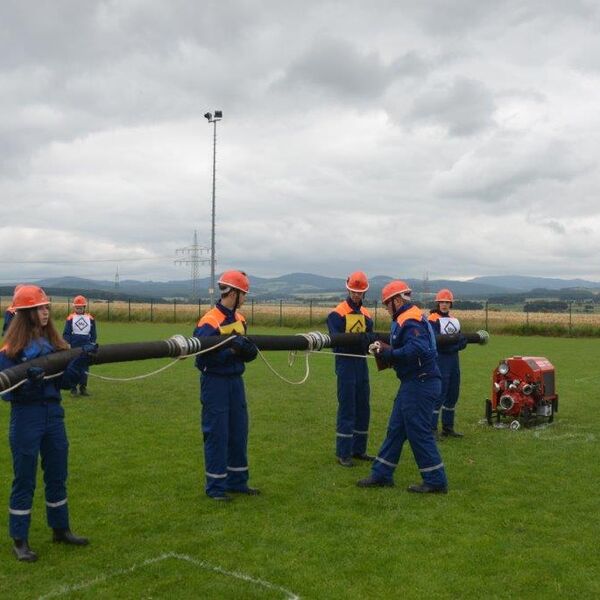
[38,551,300,600]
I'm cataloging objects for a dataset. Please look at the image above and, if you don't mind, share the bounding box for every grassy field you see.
[0,323,599,599]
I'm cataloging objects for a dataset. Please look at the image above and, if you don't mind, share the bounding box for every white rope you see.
[257,349,311,385]
[86,337,236,383]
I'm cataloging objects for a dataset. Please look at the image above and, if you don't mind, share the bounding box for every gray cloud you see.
[0,0,599,282]
[408,77,496,137]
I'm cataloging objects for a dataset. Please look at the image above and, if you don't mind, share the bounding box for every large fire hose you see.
[0,330,489,393]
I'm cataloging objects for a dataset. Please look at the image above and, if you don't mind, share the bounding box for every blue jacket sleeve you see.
[63,319,72,345]
[327,311,344,335]
[389,321,433,366]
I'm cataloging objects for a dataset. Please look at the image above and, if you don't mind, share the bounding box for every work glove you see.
[360,332,380,354]
[81,343,99,357]
[230,336,258,362]
[368,341,393,371]
[26,366,45,383]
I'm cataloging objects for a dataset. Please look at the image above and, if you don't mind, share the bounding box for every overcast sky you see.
[2,0,599,283]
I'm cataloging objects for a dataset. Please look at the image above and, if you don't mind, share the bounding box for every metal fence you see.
[2,297,599,334]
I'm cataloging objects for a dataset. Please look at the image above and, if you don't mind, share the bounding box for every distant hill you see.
[469,275,600,291]
[0,273,597,302]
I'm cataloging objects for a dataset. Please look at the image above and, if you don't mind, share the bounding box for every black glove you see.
[231,336,258,361]
[26,366,45,383]
[81,343,99,357]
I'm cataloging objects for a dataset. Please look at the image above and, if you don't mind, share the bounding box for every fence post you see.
[309,299,313,327]
[485,300,489,331]
[198,298,202,320]
[251,298,254,326]
[128,299,131,322]
[107,299,110,321]
[150,299,154,322]
[279,299,283,327]
[569,301,572,335]
[173,299,177,323]
[374,301,378,330]
[526,306,529,326]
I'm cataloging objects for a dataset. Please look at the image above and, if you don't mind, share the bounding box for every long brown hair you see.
[3,307,68,359]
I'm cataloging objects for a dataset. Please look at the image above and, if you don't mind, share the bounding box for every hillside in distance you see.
[0,273,598,302]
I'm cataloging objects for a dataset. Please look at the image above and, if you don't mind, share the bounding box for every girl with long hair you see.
[0,285,94,562]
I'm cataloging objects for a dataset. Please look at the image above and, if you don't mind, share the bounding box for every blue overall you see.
[63,313,97,388]
[327,298,373,459]
[193,302,257,498]
[370,304,448,489]
[428,311,467,431]
[0,339,89,540]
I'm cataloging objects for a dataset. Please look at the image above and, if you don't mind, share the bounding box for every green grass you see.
[1,323,599,599]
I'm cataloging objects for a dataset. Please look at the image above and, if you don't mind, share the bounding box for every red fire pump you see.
[485,356,559,429]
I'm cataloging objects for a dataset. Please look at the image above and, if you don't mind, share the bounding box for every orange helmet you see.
[346,271,369,293]
[381,280,412,304]
[435,289,454,303]
[218,270,250,294]
[12,285,51,310]
[73,295,88,307]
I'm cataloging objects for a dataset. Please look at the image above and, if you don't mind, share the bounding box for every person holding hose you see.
[63,295,97,396]
[357,280,448,494]
[193,271,259,502]
[327,271,374,467]
[428,289,467,438]
[0,285,95,562]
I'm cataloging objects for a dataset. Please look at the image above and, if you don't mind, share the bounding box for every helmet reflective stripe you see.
[12,285,50,310]
[419,462,444,472]
[206,472,227,479]
[346,271,369,292]
[9,507,32,515]
[46,498,67,508]
[375,456,398,468]
[218,270,250,294]
[381,280,411,304]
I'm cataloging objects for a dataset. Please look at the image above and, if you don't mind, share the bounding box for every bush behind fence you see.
[3,297,600,337]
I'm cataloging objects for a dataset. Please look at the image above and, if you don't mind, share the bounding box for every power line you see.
[0,256,172,264]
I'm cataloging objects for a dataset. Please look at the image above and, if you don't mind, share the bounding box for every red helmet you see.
[435,288,454,303]
[73,295,88,307]
[12,285,51,310]
[381,280,412,304]
[218,270,250,294]
[346,271,369,293]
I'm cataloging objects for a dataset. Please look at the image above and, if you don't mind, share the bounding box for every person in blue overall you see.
[193,270,259,502]
[428,288,467,438]
[0,285,94,562]
[63,295,97,396]
[357,280,448,494]
[327,271,374,467]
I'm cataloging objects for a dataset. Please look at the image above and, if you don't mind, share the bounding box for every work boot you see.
[356,475,394,488]
[52,528,89,545]
[337,457,354,467]
[70,387,78,396]
[12,539,38,562]
[407,483,448,494]
[441,427,463,438]
[352,453,375,461]
[79,386,90,397]
[228,487,261,496]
